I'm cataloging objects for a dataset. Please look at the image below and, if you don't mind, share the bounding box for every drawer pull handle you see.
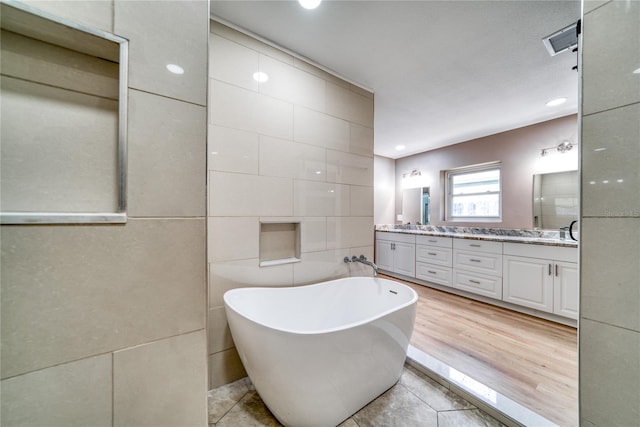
[555,264,559,277]
[428,270,437,274]
[548,264,552,275]
[428,239,437,243]
[470,244,481,247]
[469,279,481,284]
[470,259,481,262]
[428,252,437,256]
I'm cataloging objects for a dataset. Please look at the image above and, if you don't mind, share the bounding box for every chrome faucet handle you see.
[359,255,367,261]
[343,256,351,263]
[351,255,358,262]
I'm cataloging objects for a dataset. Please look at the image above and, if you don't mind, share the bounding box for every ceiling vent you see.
[542,21,579,56]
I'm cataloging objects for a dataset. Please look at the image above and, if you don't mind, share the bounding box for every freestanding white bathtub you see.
[224,276,418,427]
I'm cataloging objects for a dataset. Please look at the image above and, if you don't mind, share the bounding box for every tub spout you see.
[351,255,378,276]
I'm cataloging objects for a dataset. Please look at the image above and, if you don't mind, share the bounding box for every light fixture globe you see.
[298,0,321,9]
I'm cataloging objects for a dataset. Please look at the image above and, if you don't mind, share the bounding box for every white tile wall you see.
[209,33,259,91]
[114,0,208,106]
[113,331,207,427]
[581,103,640,217]
[259,135,326,180]
[580,1,640,425]
[581,0,640,115]
[294,105,350,151]
[208,21,374,388]
[1,3,208,426]
[208,125,260,174]
[1,355,112,427]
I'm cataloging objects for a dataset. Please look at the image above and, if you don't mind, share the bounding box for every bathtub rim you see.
[224,276,418,336]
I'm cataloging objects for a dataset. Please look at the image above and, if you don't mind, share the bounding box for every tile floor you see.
[208,364,506,427]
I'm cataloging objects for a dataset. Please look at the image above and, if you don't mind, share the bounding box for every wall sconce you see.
[541,140,574,156]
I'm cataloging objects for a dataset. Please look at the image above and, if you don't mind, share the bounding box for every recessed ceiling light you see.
[545,97,567,107]
[253,71,269,83]
[395,145,406,151]
[299,0,321,9]
[166,64,184,74]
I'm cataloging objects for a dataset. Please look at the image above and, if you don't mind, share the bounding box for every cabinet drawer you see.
[416,245,452,266]
[375,231,416,244]
[416,262,452,286]
[453,238,502,254]
[415,235,452,248]
[453,270,502,299]
[453,250,503,276]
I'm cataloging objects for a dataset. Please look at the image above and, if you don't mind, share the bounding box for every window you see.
[446,163,501,221]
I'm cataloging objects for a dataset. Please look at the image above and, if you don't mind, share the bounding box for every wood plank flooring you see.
[383,275,578,427]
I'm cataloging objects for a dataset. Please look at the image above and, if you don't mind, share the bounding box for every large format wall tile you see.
[259,135,326,181]
[327,150,375,186]
[210,80,293,139]
[293,181,350,217]
[114,0,208,106]
[351,185,374,217]
[208,125,260,174]
[580,218,640,331]
[581,103,640,217]
[127,89,206,217]
[24,0,113,32]
[208,217,259,262]
[259,54,325,112]
[294,105,350,151]
[209,259,294,308]
[0,218,205,378]
[209,348,247,389]
[208,307,234,355]
[114,330,207,427]
[293,249,350,285]
[326,82,375,127]
[580,319,640,426]
[0,76,118,213]
[582,0,640,115]
[301,217,327,253]
[209,33,259,91]
[209,172,293,217]
[1,354,112,427]
[350,123,375,157]
[326,217,375,249]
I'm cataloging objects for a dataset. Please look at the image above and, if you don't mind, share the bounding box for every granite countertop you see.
[375,225,579,248]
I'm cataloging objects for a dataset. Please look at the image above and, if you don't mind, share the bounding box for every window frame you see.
[445,162,502,222]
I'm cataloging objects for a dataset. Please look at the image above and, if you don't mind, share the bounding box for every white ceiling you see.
[210,0,580,159]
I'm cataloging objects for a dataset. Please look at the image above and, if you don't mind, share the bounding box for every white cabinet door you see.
[393,241,416,277]
[554,261,578,319]
[503,255,554,312]
[375,240,394,272]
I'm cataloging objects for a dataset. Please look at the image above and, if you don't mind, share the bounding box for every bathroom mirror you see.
[532,170,578,229]
[0,0,128,224]
[402,187,430,225]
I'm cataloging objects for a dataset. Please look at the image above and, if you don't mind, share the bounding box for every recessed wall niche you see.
[0,1,128,224]
[259,222,301,267]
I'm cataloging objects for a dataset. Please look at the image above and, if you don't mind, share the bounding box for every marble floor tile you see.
[208,377,252,424]
[352,385,438,427]
[209,365,504,427]
[215,391,282,427]
[438,408,506,427]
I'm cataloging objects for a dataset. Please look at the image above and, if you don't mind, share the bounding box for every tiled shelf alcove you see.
[259,222,301,267]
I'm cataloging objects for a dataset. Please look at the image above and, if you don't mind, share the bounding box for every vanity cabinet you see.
[452,239,503,299]
[415,235,453,286]
[375,232,416,277]
[502,243,578,319]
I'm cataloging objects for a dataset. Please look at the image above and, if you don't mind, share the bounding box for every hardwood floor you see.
[384,275,578,427]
